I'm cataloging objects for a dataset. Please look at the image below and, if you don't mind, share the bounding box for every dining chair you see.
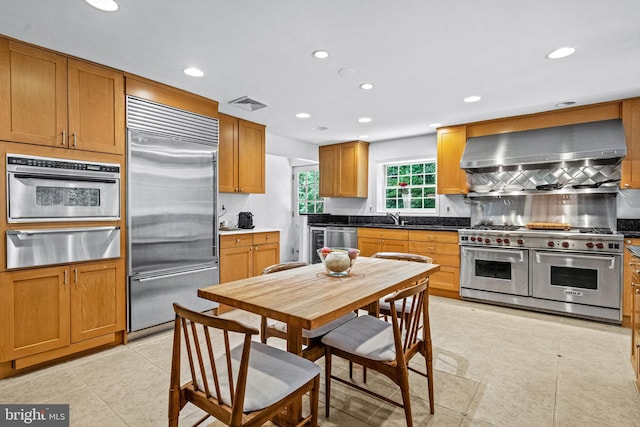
[371,252,433,322]
[168,303,320,427]
[260,262,357,352]
[321,280,434,426]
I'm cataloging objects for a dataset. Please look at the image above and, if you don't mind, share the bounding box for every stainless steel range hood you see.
[460,119,626,172]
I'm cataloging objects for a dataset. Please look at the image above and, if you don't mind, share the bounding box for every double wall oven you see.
[5,154,121,269]
[460,227,623,323]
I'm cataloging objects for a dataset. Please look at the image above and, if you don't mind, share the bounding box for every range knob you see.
[485,238,492,244]
[586,242,594,249]
[496,238,503,244]
[547,241,555,247]
[477,237,483,242]
[470,236,476,242]
[596,242,604,249]
[504,238,511,244]
[516,239,524,245]
[562,242,570,248]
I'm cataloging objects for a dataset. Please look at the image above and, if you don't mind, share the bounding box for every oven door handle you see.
[7,226,119,237]
[13,173,117,184]
[535,251,617,269]
[462,247,526,262]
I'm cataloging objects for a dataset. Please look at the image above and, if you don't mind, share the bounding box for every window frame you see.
[294,166,323,215]
[377,158,437,215]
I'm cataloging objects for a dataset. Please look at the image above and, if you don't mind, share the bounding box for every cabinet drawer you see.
[358,228,408,240]
[408,230,459,243]
[409,241,460,256]
[220,234,253,248]
[253,231,279,245]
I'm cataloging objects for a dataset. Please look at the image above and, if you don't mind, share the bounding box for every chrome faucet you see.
[387,212,401,225]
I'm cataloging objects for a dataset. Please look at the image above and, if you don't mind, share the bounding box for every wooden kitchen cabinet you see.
[622,98,640,189]
[219,231,280,312]
[357,228,409,256]
[409,230,460,298]
[218,113,266,193]
[319,140,369,198]
[0,38,125,154]
[624,238,640,327]
[0,259,125,365]
[628,246,640,389]
[436,126,468,195]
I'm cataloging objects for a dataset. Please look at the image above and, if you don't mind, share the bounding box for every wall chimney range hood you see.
[460,119,627,172]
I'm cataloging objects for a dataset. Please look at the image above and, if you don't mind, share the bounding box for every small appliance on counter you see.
[238,212,255,229]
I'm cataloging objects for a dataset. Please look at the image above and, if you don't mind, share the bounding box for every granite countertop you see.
[309,223,462,232]
[219,227,280,235]
[627,245,640,258]
[623,231,640,238]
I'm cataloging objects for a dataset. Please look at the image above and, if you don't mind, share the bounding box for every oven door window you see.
[476,260,512,280]
[550,266,597,290]
[36,186,100,207]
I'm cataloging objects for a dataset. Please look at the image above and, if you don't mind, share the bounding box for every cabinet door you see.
[0,266,70,362]
[358,237,381,256]
[68,59,124,154]
[380,239,408,253]
[338,143,359,197]
[437,126,468,194]
[219,246,253,283]
[218,113,239,192]
[253,242,280,276]
[622,99,640,189]
[0,39,68,147]
[238,119,265,193]
[624,238,640,325]
[70,260,125,343]
[319,145,338,197]
[429,266,460,293]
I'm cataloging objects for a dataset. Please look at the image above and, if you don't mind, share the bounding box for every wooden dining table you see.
[198,256,440,424]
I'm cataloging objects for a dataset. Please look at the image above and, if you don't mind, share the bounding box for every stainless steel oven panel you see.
[461,246,529,296]
[8,173,120,222]
[531,250,621,309]
[6,226,120,269]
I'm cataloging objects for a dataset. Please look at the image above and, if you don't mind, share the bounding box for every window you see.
[296,169,323,214]
[382,160,436,212]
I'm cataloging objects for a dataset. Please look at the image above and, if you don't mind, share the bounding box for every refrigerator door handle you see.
[135,266,218,282]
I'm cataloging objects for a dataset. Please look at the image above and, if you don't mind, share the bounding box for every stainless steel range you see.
[459,226,623,323]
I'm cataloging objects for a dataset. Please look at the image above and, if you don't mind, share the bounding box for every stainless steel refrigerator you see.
[126,96,219,332]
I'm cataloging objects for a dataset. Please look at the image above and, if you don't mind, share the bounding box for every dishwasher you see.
[308,226,358,264]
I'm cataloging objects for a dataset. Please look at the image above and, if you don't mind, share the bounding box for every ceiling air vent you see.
[228,96,268,112]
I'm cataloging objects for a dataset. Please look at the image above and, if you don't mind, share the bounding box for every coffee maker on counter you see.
[238,212,255,229]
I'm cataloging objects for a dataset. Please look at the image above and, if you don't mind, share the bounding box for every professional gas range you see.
[458,226,624,323]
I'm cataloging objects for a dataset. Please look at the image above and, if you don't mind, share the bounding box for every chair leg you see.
[324,347,332,418]
[260,316,268,344]
[426,338,435,414]
[398,367,413,427]
[310,375,320,427]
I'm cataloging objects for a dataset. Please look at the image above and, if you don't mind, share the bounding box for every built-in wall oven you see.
[7,154,120,222]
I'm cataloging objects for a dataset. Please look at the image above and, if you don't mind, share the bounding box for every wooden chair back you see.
[385,282,428,367]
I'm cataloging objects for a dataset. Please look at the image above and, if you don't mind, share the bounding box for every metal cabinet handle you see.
[62,130,66,146]
[625,183,630,188]
[74,268,78,284]
[266,235,270,239]
[63,270,67,285]
[236,238,241,242]
[73,132,77,147]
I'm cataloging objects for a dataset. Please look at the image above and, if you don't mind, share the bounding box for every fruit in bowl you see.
[317,247,359,276]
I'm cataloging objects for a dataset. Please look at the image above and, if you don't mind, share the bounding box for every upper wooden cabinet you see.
[218,113,266,194]
[436,126,468,195]
[0,38,124,155]
[319,140,369,198]
[622,98,640,189]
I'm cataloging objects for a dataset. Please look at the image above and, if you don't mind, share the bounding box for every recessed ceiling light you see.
[85,0,119,11]
[339,67,356,77]
[464,95,481,103]
[555,101,576,108]
[313,126,328,131]
[296,112,311,119]
[429,123,442,128]
[358,117,372,123]
[311,50,329,59]
[359,83,374,90]
[183,67,204,77]
[358,134,369,139]
[546,47,577,59]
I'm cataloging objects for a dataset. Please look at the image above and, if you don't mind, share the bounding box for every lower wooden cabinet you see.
[629,250,640,388]
[219,231,280,312]
[0,259,125,365]
[357,228,409,256]
[624,238,640,327]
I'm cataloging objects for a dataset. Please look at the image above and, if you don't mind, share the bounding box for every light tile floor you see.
[1,297,639,426]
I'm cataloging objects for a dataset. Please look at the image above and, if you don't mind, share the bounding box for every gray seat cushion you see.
[268,311,357,339]
[208,341,320,412]
[321,315,396,362]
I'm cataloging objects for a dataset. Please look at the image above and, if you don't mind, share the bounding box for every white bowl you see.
[472,185,493,193]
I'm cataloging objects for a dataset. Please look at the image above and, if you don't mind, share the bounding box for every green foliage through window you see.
[297,170,323,214]
[383,161,436,211]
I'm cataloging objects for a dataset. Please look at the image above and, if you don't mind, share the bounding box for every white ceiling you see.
[1,0,640,145]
